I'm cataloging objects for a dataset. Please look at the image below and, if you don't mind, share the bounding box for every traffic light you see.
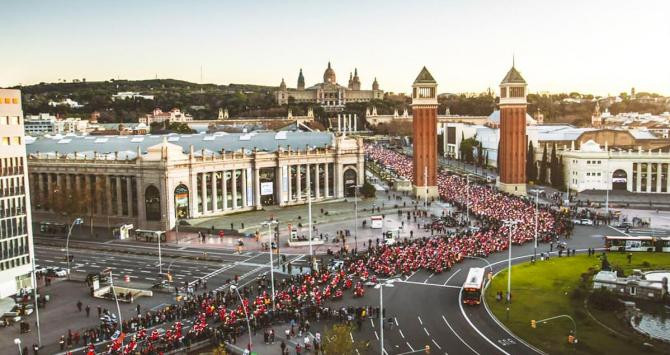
[424,345,430,354]
[531,320,537,328]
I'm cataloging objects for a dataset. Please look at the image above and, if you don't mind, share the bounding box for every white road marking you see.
[350,332,354,342]
[374,330,379,340]
[424,327,430,336]
[444,268,462,286]
[406,342,414,351]
[442,315,480,355]
[399,329,405,339]
[458,288,510,355]
[417,316,423,325]
[396,280,461,288]
[423,273,434,283]
[432,339,442,350]
[405,270,418,281]
[394,317,399,326]
[139,270,151,273]
[370,318,375,328]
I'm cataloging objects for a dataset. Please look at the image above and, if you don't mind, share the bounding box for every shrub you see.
[641,261,651,268]
[570,287,585,300]
[589,288,623,311]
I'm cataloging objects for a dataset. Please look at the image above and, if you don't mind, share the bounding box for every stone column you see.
[232,169,238,209]
[287,166,293,203]
[636,163,642,192]
[306,163,311,199]
[315,164,321,198]
[254,168,262,209]
[189,170,197,217]
[296,165,302,201]
[116,176,123,216]
[276,166,284,206]
[126,177,134,217]
[335,163,344,198]
[212,172,218,212]
[37,173,44,209]
[242,169,248,208]
[357,157,365,186]
[666,164,670,193]
[64,174,71,196]
[222,171,228,210]
[201,172,208,215]
[646,163,652,193]
[46,173,53,211]
[325,163,330,197]
[106,176,113,215]
[656,163,662,193]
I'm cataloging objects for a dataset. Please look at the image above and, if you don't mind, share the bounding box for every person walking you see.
[76,300,82,312]
[85,305,90,317]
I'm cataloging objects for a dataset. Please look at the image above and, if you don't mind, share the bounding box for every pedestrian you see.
[280,340,286,353]
[33,343,39,355]
[136,304,141,315]
[85,305,90,317]
[76,300,82,312]
[627,253,632,264]
[97,305,101,317]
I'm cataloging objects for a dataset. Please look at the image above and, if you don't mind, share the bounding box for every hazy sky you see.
[3,0,669,96]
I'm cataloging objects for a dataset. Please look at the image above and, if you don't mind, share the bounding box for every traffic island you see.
[484,253,670,354]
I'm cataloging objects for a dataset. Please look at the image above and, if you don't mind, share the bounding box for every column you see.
[636,163,642,192]
[337,114,341,133]
[306,163,311,199]
[29,173,37,209]
[201,172,208,214]
[106,176,113,215]
[656,163,662,193]
[126,176,134,217]
[646,163,652,193]
[232,169,238,209]
[222,171,228,210]
[65,174,71,196]
[276,166,284,207]
[212,172,218,212]
[315,164,321,198]
[36,173,44,209]
[46,173,53,210]
[287,166,293,203]
[254,168,262,210]
[116,176,123,217]
[666,164,670,193]
[242,169,248,208]
[189,171,197,217]
[296,165,302,201]
[325,163,330,197]
[335,163,343,198]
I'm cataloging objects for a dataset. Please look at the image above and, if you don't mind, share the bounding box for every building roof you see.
[414,66,436,84]
[500,66,526,84]
[26,131,335,158]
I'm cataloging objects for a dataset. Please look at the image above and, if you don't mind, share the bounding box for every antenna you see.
[512,52,515,68]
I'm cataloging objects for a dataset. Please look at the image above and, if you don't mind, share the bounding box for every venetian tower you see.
[411,67,439,199]
[497,63,528,195]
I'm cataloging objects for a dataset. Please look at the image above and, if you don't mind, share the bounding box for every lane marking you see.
[374,330,379,340]
[417,316,423,325]
[371,318,375,328]
[399,329,405,339]
[442,314,480,355]
[423,273,435,283]
[432,338,442,350]
[424,327,430,336]
[396,280,461,289]
[395,317,399,326]
[444,268,462,286]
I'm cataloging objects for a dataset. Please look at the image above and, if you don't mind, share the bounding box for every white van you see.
[370,216,384,229]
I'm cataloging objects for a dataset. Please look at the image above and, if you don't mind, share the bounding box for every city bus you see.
[604,236,654,252]
[134,229,167,243]
[370,216,384,229]
[462,267,486,305]
[658,237,670,252]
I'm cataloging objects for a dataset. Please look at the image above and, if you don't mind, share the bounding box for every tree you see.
[477,142,484,166]
[484,151,489,168]
[360,181,376,198]
[539,144,548,184]
[550,143,559,188]
[321,324,366,354]
[526,141,537,182]
[459,135,478,163]
[556,155,566,191]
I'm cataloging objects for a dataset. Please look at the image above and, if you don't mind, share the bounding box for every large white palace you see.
[26,132,365,231]
[275,62,383,111]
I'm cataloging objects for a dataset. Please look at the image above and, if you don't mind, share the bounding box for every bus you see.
[370,216,384,229]
[658,237,670,252]
[134,229,167,243]
[604,236,654,252]
[462,267,486,305]
[39,222,68,236]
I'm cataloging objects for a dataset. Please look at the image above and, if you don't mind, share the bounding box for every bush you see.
[589,288,623,311]
[360,181,377,198]
[570,287,585,300]
[641,261,651,268]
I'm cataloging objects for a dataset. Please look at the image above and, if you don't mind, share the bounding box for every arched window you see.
[174,184,189,219]
[145,185,161,221]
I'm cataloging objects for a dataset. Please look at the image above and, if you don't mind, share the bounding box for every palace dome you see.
[323,62,336,84]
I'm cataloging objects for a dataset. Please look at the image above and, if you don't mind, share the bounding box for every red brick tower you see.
[497,64,528,195]
[411,67,439,199]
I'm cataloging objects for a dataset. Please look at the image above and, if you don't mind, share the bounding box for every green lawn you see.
[485,253,670,354]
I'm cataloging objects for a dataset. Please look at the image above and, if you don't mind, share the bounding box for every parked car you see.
[571,219,583,225]
[34,265,47,274]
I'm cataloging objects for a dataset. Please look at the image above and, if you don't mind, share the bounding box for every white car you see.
[46,266,68,277]
[580,219,594,226]
[34,265,48,274]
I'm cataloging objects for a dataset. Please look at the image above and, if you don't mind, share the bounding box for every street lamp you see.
[230,285,253,352]
[30,255,42,347]
[503,219,520,319]
[374,279,396,355]
[261,220,279,311]
[65,217,84,280]
[103,268,123,348]
[14,338,21,355]
[534,189,543,261]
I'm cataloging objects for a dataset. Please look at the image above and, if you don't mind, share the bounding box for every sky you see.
[2,0,669,96]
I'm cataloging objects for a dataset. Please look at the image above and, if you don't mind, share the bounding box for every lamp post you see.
[103,268,123,348]
[534,189,543,261]
[14,338,21,355]
[231,285,253,352]
[65,217,83,280]
[374,279,395,355]
[261,220,279,311]
[503,219,520,320]
[30,255,42,347]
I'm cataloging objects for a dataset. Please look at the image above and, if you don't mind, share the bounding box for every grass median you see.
[485,252,670,354]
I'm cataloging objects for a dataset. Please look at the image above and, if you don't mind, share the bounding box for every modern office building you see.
[26,131,365,231]
[0,89,34,298]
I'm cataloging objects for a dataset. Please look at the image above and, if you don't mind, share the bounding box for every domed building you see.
[276,62,383,111]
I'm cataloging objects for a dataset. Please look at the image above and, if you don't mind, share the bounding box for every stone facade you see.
[26,134,365,231]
